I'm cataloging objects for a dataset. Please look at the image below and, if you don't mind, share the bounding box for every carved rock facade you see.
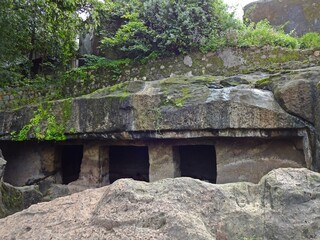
[0,51,320,216]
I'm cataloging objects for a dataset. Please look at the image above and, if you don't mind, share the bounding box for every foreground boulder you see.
[0,168,319,240]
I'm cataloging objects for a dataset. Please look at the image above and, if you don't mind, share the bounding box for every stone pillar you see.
[149,143,180,182]
[39,145,56,175]
[77,143,109,187]
[0,149,6,182]
[99,146,110,186]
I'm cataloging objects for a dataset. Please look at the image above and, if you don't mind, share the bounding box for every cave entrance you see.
[109,146,149,183]
[178,145,217,183]
[60,145,83,184]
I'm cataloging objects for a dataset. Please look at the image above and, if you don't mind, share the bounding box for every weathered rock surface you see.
[216,138,305,183]
[261,67,320,170]
[0,150,43,218]
[271,67,320,125]
[244,0,320,36]
[0,75,306,139]
[0,149,6,181]
[2,47,319,111]
[0,168,319,240]
[0,182,43,219]
[2,68,320,171]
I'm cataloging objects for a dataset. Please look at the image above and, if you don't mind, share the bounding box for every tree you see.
[99,0,239,58]
[0,0,101,83]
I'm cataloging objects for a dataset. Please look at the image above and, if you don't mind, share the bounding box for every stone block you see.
[149,143,180,182]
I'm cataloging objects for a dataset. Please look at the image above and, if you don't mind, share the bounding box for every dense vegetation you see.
[0,0,102,85]
[1,0,320,88]
[99,0,239,58]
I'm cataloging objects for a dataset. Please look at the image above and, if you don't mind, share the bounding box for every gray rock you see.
[0,168,319,239]
[274,79,317,124]
[183,55,193,67]
[244,0,320,36]
[0,182,42,218]
[0,75,304,139]
[0,156,6,181]
[271,68,320,125]
[220,76,250,87]
[270,68,320,170]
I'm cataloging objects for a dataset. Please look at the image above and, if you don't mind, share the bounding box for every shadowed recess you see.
[59,145,83,184]
[179,145,217,183]
[109,146,149,183]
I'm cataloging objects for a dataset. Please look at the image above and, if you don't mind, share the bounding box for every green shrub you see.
[236,20,298,49]
[99,1,303,56]
[299,32,320,49]
[61,55,130,84]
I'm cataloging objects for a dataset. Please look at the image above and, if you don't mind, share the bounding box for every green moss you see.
[160,75,217,85]
[267,50,300,64]
[83,82,129,98]
[136,106,163,132]
[0,184,23,213]
[109,82,125,93]
[255,77,272,88]
[241,47,303,74]
[159,75,216,107]
[172,87,191,107]
[161,85,191,107]
[119,91,130,101]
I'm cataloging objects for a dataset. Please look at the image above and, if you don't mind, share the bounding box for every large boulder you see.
[272,67,320,125]
[0,168,319,239]
[244,0,320,36]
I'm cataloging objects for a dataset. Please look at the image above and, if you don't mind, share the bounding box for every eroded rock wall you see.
[216,138,306,183]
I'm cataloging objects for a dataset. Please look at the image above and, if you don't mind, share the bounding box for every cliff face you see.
[244,0,320,36]
[0,47,320,219]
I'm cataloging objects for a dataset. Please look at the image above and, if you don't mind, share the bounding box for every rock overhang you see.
[0,75,307,140]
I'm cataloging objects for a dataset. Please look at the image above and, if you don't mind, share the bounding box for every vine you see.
[11,103,66,141]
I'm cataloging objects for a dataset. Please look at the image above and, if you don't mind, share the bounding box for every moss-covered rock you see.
[0,182,43,218]
[1,47,319,111]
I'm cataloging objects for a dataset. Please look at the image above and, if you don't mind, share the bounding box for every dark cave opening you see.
[178,145,217,183]
[59,145,83,184]
[109,146,149,183]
